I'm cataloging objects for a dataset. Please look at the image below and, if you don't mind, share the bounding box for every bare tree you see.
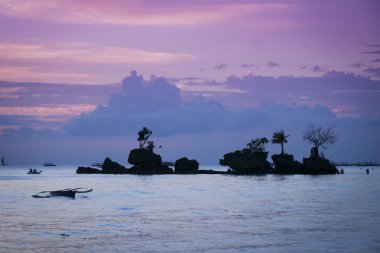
[246,137,269,153]
[303,124,337,158]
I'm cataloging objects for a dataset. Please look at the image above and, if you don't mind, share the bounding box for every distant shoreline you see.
[334,162,379,166]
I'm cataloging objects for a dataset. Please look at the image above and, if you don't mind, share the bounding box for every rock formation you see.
[271,154,303,174]
[301,147,338,174]
[102,157,129,174]
[128,148,173,174]
[76,166,102,174]
[220,150,271,174]
[174,157,199,174]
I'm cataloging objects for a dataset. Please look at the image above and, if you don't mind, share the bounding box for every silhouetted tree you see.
[146,141,155,151]
[246,137,269,153]
[137,127,153,149]
[303,124,337,158]
[271,130,289,155]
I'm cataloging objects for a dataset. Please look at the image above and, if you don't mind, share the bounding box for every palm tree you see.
[271,130,289,155]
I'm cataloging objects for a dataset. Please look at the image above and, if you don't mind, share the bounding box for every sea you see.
[0,165,379,253]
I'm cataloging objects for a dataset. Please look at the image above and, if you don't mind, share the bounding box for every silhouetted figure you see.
[340,169,344,174]
[366,169,369,174]
[1,156,4,166]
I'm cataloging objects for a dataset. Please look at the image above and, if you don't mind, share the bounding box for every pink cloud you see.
[0,42,196,64]
[0,42,197,83]
[0,0,295,26]
[0,104,96,118]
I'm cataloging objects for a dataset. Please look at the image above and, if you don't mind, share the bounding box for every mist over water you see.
[1,165,379,252]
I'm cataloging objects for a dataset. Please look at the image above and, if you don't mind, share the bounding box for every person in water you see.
[340,169,344,174]
[366,169,369,174]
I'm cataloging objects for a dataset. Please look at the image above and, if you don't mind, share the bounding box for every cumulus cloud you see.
[4,71,380,139]
[2,71,380,164]
[63,71,348,137]
[267,61,279,68]
[214,63,228,70]
[65,71,228,136]
[180,71,380,118]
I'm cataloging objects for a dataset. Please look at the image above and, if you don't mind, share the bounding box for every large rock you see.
[220,150,271,174]
[76,166,101,174]
[175,157,199,174]
[101,157,129,174]
[128,148,161,167]
[301,147,339,174]
[128,148,173,174]
[303,157,339,174]
[272,154,303,174]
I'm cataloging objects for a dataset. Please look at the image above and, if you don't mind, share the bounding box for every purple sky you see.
[0,0,379,164]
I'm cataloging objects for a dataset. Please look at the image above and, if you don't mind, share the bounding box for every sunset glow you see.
[0,0,379,164]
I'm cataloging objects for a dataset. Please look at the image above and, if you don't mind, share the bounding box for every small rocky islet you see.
[77,125,339,175]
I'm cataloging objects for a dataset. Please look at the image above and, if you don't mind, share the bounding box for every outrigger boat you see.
[32,187,92,198]
[27,169,42,174]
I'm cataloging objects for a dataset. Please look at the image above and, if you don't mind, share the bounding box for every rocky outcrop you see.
[174,157,199,174]
[220,150,271,174]
[77,158,129,174]
[101,157,129,174]
[272,154,303,174]
[128,148,173,174]
[300,147,339,174]
[303,157,339,174]
[76,166,102,174]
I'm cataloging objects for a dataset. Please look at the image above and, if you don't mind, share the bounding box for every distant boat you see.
[32,187,93,198]
[1,156,8,166]
[42,162,56,167]
[27,169,42,174]
[91,162,103,167]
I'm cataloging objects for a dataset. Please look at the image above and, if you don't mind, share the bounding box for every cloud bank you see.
[63,71,377,140]
[182,71,380,118]
[1,71,380,164]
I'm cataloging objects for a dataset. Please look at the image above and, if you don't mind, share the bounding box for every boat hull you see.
[50,190,76,198]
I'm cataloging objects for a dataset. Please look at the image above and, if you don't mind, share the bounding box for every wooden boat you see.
[27,169,42,174]
[32,187,92,198]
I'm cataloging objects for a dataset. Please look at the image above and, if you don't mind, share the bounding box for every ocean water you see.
[0,165,379,253]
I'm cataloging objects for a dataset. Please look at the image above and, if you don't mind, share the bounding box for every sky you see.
[0,0,379,165]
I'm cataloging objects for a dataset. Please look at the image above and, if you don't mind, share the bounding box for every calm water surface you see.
[0,165,379,252]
